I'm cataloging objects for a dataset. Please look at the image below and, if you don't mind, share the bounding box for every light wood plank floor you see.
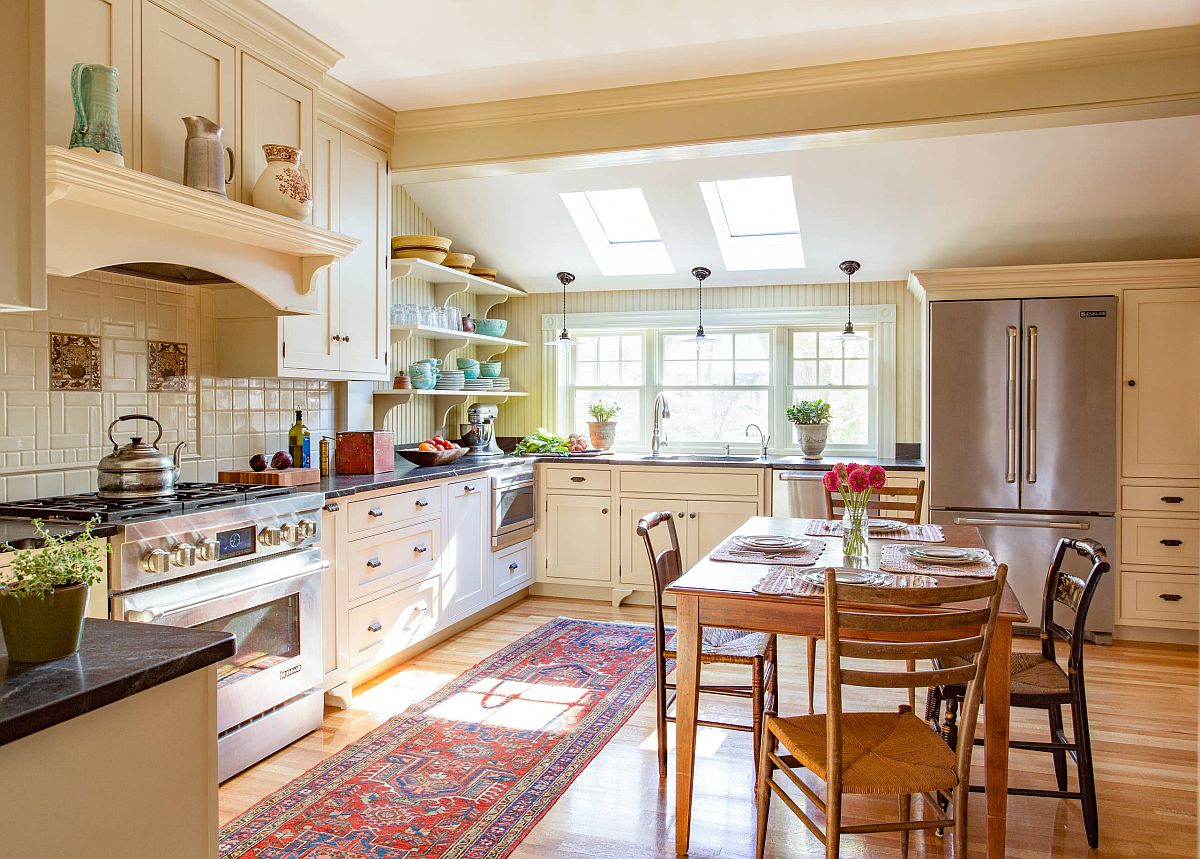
[221,596,1199,858]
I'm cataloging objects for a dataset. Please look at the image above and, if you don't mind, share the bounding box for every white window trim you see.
[542,305,897,457]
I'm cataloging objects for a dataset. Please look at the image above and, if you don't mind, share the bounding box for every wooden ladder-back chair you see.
[756,564,1008,859]
[808,478,928,714]
[926,537,1109,848]
[636,511,779,778]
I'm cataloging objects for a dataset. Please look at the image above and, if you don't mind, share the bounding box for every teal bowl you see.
[411,374,436,390]
[479,362,501,378]
[456,357,480,370]
[473,319,508,338]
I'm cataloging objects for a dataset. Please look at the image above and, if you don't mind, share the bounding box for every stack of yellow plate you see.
[468,266,498,281]
[391,235,451,264]
[442,252,475,273]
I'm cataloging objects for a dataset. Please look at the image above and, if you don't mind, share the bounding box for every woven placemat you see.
[804,520,946,542]
[879,544,996,578]
[751,566,938,596]
[710,537,827,566]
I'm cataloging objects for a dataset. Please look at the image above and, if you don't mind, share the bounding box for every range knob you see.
[297,518,317,539]
[197,537,220,562]
[171,542,197,567]
[142,548,170,575]
[258,526,282,547]
[280,523,300,544]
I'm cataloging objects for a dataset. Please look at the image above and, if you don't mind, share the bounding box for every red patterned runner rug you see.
[220,617,658,858]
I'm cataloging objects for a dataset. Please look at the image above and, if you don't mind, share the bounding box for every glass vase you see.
[842,507,869,561]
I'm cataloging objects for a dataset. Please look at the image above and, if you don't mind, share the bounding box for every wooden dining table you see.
[666,516,1027,857]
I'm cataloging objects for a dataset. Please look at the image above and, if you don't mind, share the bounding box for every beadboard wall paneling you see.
[492,280,922,443]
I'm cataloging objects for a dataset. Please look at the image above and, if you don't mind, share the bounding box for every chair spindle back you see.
[1040,538,1109,672]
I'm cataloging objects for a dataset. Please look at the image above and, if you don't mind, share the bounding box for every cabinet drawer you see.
[493,540,533,598]
[348,576,440,669]
[1122,486,1200,514]
[544,467,611,491]
[1121,571,1199,625]
[347,486,442,534]
[1121,517,1199,567]
[620,468,761,498]
[348,520,441,602]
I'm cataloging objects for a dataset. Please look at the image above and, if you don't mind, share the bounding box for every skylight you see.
[699,176,805,271]
[561,188,675,276]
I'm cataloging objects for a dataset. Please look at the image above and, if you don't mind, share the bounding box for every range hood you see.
[45,146,358,315]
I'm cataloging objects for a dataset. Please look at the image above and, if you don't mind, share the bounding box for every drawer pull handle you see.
[324,502,340,512]
[414,544,428,553]
[509,562,520,571]
[689,512,697,519]
[1160,539,1184,547]
[601,508,608,515]
[368,507,384,518]
[415,498,429,508]
[367,621,382,633]
[677,512,684,518]
[1161,496,1184,504]
[366,558,382,569]
[1159,593,1183,602]
[570,476,586,483]
[464,484,476,492]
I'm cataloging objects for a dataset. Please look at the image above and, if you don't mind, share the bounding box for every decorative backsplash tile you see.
[148,340,188,391]
[49,333,101,391]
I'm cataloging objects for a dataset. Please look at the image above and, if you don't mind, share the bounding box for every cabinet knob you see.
[1127,379,1136,387]
[343,335,351,342]
[366,558,382,569]
[324,502,340,513]
[689,512,697,519]
[1159,593,1183,602]
[415,498,429,508]
[464,484,476,492]
[1160,539,1183,547]
[677,512,685,518]
[601,508,608,515]
[368,507,384,518]
[367,621,382,633]
[509,562,520,571]
[1161,496,1184,504]
[414,544,428,553]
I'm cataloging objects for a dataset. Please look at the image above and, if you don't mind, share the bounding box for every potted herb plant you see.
[586,399,621,450]
[786,399,832,460]
[0,519,106,662]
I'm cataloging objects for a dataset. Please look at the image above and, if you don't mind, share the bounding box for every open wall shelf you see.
[373,389,528,431]
[389,323,526,363]
[390,257,525,314]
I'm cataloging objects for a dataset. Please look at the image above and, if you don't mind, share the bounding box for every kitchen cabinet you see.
[348,575,439,670]
[618,497,757,586]
[686,498,759,565]
[320,504,348,697]
[140,1,236,188]
[493,540,533,599]
[1122,288,1200,479]
[442,478,489,624]
[347,518,441,602]
[240,54,313,214]
[543,494,613,583]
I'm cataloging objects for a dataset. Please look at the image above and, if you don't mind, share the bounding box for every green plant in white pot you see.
[0,519,106,662]
[586,400,621,450]
[786,399,832,461]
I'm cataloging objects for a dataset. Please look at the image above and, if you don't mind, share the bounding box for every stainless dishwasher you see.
[772,469,829,519]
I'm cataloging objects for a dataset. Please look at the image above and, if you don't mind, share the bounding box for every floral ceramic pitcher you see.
[70,63,124,166]
[251,144,312,220]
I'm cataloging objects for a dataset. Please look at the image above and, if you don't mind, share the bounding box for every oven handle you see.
[124,558,330,624]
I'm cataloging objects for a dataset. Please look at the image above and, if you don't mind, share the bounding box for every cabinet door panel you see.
[544,494,612,582]
[619,497,679,586]
[347,576,439,669]
[493,540,533,598]
[240,54,313,212]
[685,499,759,569]
[1122,288,1200,478]
[282,120,339,371]
[46,0,134,158]
[140,2,235,186]
[443,480,489,624]
[335,134,388,376]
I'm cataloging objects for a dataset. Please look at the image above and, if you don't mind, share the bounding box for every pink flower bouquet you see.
[823,462,887,558]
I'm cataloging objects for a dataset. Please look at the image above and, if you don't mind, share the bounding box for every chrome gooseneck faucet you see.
[652,393,671,456]
[745,423,770,458]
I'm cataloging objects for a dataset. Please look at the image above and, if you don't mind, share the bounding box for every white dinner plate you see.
[899,545,988,565]
[731,535,806,550]
[800,568,886,586]
[867,518,906,532]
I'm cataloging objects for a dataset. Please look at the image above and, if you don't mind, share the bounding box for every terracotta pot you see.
[588,421,618,451]
[793,423,830,460]
[0,583,88,662]
[251,144,312,220]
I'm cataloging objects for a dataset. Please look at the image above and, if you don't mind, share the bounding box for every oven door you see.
[492,477,535,547]
[114,549,326,734]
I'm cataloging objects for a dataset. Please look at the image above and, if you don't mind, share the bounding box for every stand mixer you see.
[460,403,504,457]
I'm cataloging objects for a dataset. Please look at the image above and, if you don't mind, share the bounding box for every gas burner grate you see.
[0,483,296,523]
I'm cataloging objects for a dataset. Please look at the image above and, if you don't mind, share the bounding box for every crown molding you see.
[910,259,1200,296]
[317,77,396,151]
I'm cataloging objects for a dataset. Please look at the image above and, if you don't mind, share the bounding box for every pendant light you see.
[545,271,576,347]
[685,266,712,344]
[838,260,868,341]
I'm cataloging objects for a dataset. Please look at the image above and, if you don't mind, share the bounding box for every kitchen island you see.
[0,619,234,858]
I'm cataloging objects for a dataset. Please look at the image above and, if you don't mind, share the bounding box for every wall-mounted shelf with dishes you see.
[390,257,525,313]
[373,389,528,430]
[389,323,526,363]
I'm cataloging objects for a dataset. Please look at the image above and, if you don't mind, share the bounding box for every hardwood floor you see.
[220,596,1199,858]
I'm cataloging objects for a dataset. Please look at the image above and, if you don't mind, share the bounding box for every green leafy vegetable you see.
[515,428,570,456]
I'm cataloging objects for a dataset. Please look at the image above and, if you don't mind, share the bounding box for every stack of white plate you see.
[464,378,492,391]
[435,370,465,391]
[866,518,907,534]
[491,376,511,391]
[896,546,990,565]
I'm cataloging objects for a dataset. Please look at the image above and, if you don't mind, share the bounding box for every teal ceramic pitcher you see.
[70,63,124,166]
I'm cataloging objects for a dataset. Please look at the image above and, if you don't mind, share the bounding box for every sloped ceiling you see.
[400,116,1200,293]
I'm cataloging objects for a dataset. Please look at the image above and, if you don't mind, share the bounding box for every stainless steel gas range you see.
[1,484,328,781]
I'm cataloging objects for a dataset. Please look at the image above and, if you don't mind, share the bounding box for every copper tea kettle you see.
[97,414,186,499]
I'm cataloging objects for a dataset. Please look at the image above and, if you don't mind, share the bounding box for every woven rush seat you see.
[665,628,773,663]
[940,651,1070,697]
[771,710,959,795]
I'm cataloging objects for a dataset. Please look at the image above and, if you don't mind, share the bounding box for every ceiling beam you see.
[391,26,1200,183]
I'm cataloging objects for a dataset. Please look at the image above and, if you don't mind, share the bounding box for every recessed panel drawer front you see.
[1122,486,1200,515]
[492,540,533,598]
[1121,572,1199,625]
[348,520,441,602]
[348,577,440,669]
[544,468,611,491]
[347,486,442,534]
[1121,517,1199,567]
[619,468,761,498]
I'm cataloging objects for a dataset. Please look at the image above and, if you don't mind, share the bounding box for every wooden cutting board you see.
[218,468,321,486]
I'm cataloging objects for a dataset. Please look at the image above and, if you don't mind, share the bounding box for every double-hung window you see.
[659,330,772,444]
[568,332,645,446]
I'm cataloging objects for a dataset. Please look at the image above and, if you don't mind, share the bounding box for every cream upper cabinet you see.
[45,0,134,159]
[544,494,612,583]
[240,54,313,213]
[685,499,758,568]
[1122,288,1200,479]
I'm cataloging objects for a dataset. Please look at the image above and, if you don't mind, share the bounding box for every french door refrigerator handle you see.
[953,516,1089,530]
[1026,325,1038,484]
[1006,325,1018,483]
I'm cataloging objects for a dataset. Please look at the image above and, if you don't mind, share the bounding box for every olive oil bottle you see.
[288,410,311,468]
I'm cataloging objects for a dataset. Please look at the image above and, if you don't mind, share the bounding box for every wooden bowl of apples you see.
[397,436,470,467]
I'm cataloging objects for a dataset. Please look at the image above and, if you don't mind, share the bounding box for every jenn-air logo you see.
[1080,310,1108,318]
[280,665,301,680]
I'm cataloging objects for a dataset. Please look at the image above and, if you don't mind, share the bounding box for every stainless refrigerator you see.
[928,296,1117,642]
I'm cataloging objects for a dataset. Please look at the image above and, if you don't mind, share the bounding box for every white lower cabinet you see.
[348,576,440,670]
[493,540,533,598]
[619,497,758,585]
[442,478,490,625]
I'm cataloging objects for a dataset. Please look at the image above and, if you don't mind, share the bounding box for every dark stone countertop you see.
[303,455,520,499]
[0,619,234,747]
[0,519,120,550]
